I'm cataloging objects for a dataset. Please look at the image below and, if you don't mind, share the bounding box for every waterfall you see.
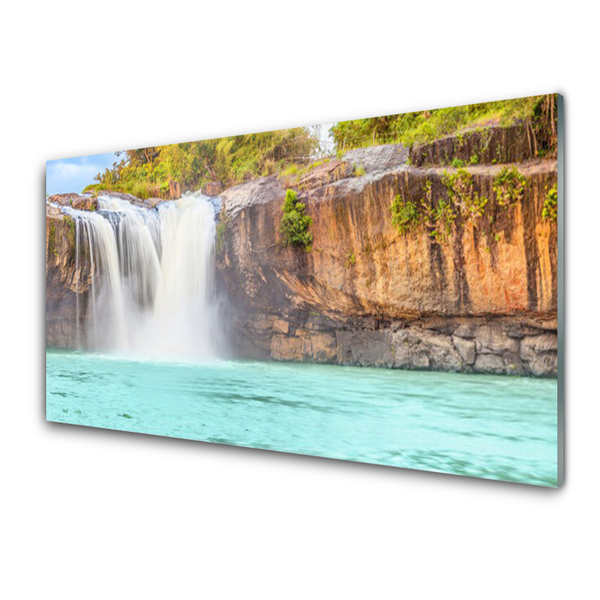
[66,192,218,359]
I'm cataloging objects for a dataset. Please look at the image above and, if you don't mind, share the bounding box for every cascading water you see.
[65,193,218,359]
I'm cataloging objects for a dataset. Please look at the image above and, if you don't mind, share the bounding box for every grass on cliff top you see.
[332,95,555,150]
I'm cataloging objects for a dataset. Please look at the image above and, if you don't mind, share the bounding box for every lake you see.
[46,349,558,486]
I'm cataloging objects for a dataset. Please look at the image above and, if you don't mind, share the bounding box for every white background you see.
[1,2,598,599]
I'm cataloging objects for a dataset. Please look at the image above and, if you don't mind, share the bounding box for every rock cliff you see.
[46,201,90,347]
[215,133,558,376]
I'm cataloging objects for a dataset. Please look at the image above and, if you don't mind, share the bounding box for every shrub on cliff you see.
[280,189,313,251]
[391,180,457,244]
[442,168,488,221]
[493,167,526,207]
[542,184,558,221]
[391,194,420,234]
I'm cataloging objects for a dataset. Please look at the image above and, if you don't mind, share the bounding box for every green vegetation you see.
[305,158,331,171]
[279,189,313,251]
[355,165,366,177]
[66,217,75,243]
[86,128,319,199]
[391,172,493,244]
[279,157,334,184]
[443,169,488,221]
[493,167,526,207]
[424,197,456,244]
[48,222,57,257]
[215,208,229,257]
[542,184,558,221]
[531,95,559,158]
[331,95,557,151]
[281,163,300,177]
[345,251,357,267]
[391,179,457,244]
[66,217,77,261]
[391,195,420,235]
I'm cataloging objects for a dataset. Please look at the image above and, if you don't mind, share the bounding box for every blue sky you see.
[46,152,122,195]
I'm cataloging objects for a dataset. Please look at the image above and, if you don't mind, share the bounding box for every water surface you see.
[46,349,558,486]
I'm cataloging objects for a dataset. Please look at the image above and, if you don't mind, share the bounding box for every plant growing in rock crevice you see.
[542,184,558,221]
[280,189,313,251]
[442,168,488,222]
[420,180,455,244]
[344,250,356,268]
[215,207,230,257]
[66,217,77,262]
[391,194,420,235]
[429,199,456,243]
[48,222,57,257]
[391,180,457,244]
[493,166,526,207]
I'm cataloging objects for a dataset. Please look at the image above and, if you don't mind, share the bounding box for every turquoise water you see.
[46,349,558,486]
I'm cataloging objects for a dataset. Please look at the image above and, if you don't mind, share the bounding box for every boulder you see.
[453,323,477,339]
[297,160,354,189]
[475,323,519,355]
[337,330,394,367]
[418,329,463,371]
[303,332,338,362]
[453,336,476,365]
[48,193,81,206]
[221,176,285,219]
[140,198,164,209]
[202,181,223,197]
[71,196,98,211]
[96,191,140,203]
[410,352,430,369]
[502,352,525,376]
[342,144,408,174]
[520,334,558,363]
[474,353,505,374]
[527,353,558,377]
[271,335,303,362]
[272,319,289,335]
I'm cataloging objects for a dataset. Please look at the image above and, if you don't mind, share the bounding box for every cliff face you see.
[216,138,558,376]
[46,203,90,347]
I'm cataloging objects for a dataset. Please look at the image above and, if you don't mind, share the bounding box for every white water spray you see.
[67,193,218,359]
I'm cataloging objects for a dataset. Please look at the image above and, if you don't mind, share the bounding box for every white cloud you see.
[51,161,102,179]
[46,152,121,194]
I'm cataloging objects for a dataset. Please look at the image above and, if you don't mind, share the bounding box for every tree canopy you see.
[86,127,319,198]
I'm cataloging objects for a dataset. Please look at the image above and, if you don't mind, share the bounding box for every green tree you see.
[279,189,313,251]
[86,128,320,199]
